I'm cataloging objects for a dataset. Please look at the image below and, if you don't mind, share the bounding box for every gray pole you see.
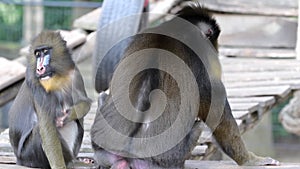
[23,0,44,45]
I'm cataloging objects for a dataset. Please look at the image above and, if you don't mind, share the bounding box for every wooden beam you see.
[230,102,259,113]
[216,14,297,49]
[201,0,298,17]
[72,32,96,63]
[20,30,87,60]
[232,110,249,119]
[73,8,101,31]
[223,71,300,82]
[191,145,208,156]
[224,80,300,90]
[185,160,300,169]
[296,0,300,60]
[0,58,25,91]
[0,80,23,107]
[226,85,291,99]
[228,96,276,107]
[220,47,296,58]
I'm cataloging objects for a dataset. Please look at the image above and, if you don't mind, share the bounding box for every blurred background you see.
[0,0,103,60]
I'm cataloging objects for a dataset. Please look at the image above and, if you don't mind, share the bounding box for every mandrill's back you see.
[91,22,218,168]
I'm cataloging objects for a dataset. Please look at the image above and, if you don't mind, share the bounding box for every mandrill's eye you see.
[44,49,48,55]
[35,51,41,57]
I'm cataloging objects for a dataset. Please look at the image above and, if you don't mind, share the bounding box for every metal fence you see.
[0,0,102,43]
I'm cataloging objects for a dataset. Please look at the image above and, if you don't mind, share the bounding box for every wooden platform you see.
[185,161,300,169]
[2,56,300,168]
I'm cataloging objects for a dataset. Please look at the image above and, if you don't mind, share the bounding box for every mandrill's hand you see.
[242,151,280,166]
[56,109,70,127]
[56,101,91,128]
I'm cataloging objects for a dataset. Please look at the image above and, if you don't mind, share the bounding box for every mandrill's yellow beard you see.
[39,70,73,93]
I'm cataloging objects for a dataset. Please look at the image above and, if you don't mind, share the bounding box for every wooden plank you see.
[0,162,97,169]
[228,96,276,108]
[191,145,208,156]
[60,29,87,49]
[232,110,249,119]
[77,153,94,159]
[0,143,12,150]
[148,0,178,23]
[201,0,298,16]
[224,79,300,90]
[0,80,23,107]
[0,129,13,153]
[73,8,101,31]
[235,119,242,126]
[221,58,300,66]
[198,129,213,144]
[220,47,296,58]
[297,0,300,60]
[226,85,291,98]
[215,14,297,48]
[208,0,298,8]
[72,32,96,63]
[19,30,87,57]
[185,160,300,169]
[222,62,300,73]
[223,71,300,82]
[0,58,25,91]
[0,151,13,157]
[0,164,31,169]
[230,102,259,113]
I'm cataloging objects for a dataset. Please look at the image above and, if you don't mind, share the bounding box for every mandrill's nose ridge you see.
[36,65,46,75]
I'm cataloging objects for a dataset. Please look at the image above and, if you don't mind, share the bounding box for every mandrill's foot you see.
[243,152,280,166]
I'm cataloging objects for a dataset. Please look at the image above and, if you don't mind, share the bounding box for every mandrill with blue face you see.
[9,31,91,169]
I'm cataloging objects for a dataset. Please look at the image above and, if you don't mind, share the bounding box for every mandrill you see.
[9,31,91,169]
[91,2,280,169]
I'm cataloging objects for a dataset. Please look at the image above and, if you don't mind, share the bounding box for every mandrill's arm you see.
[57,69,91,126]
[35,102,67,169]
[211,98,280,166]
[66,101,91,121]
[69,69,91,120]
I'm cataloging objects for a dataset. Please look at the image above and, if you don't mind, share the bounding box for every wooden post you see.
[23,0,44,45]
[296,0,300,59]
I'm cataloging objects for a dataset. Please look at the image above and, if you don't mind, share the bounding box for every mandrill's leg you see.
[210,99,279,166]
[35,104,67,169]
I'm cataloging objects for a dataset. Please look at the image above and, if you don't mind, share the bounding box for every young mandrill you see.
[9,31,91,169]
[91,2,280,169]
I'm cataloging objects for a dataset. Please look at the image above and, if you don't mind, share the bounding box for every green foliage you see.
[0,4,22,25]
[44,6,73,30]
[0,0,100,42]
[0,3,23,42]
